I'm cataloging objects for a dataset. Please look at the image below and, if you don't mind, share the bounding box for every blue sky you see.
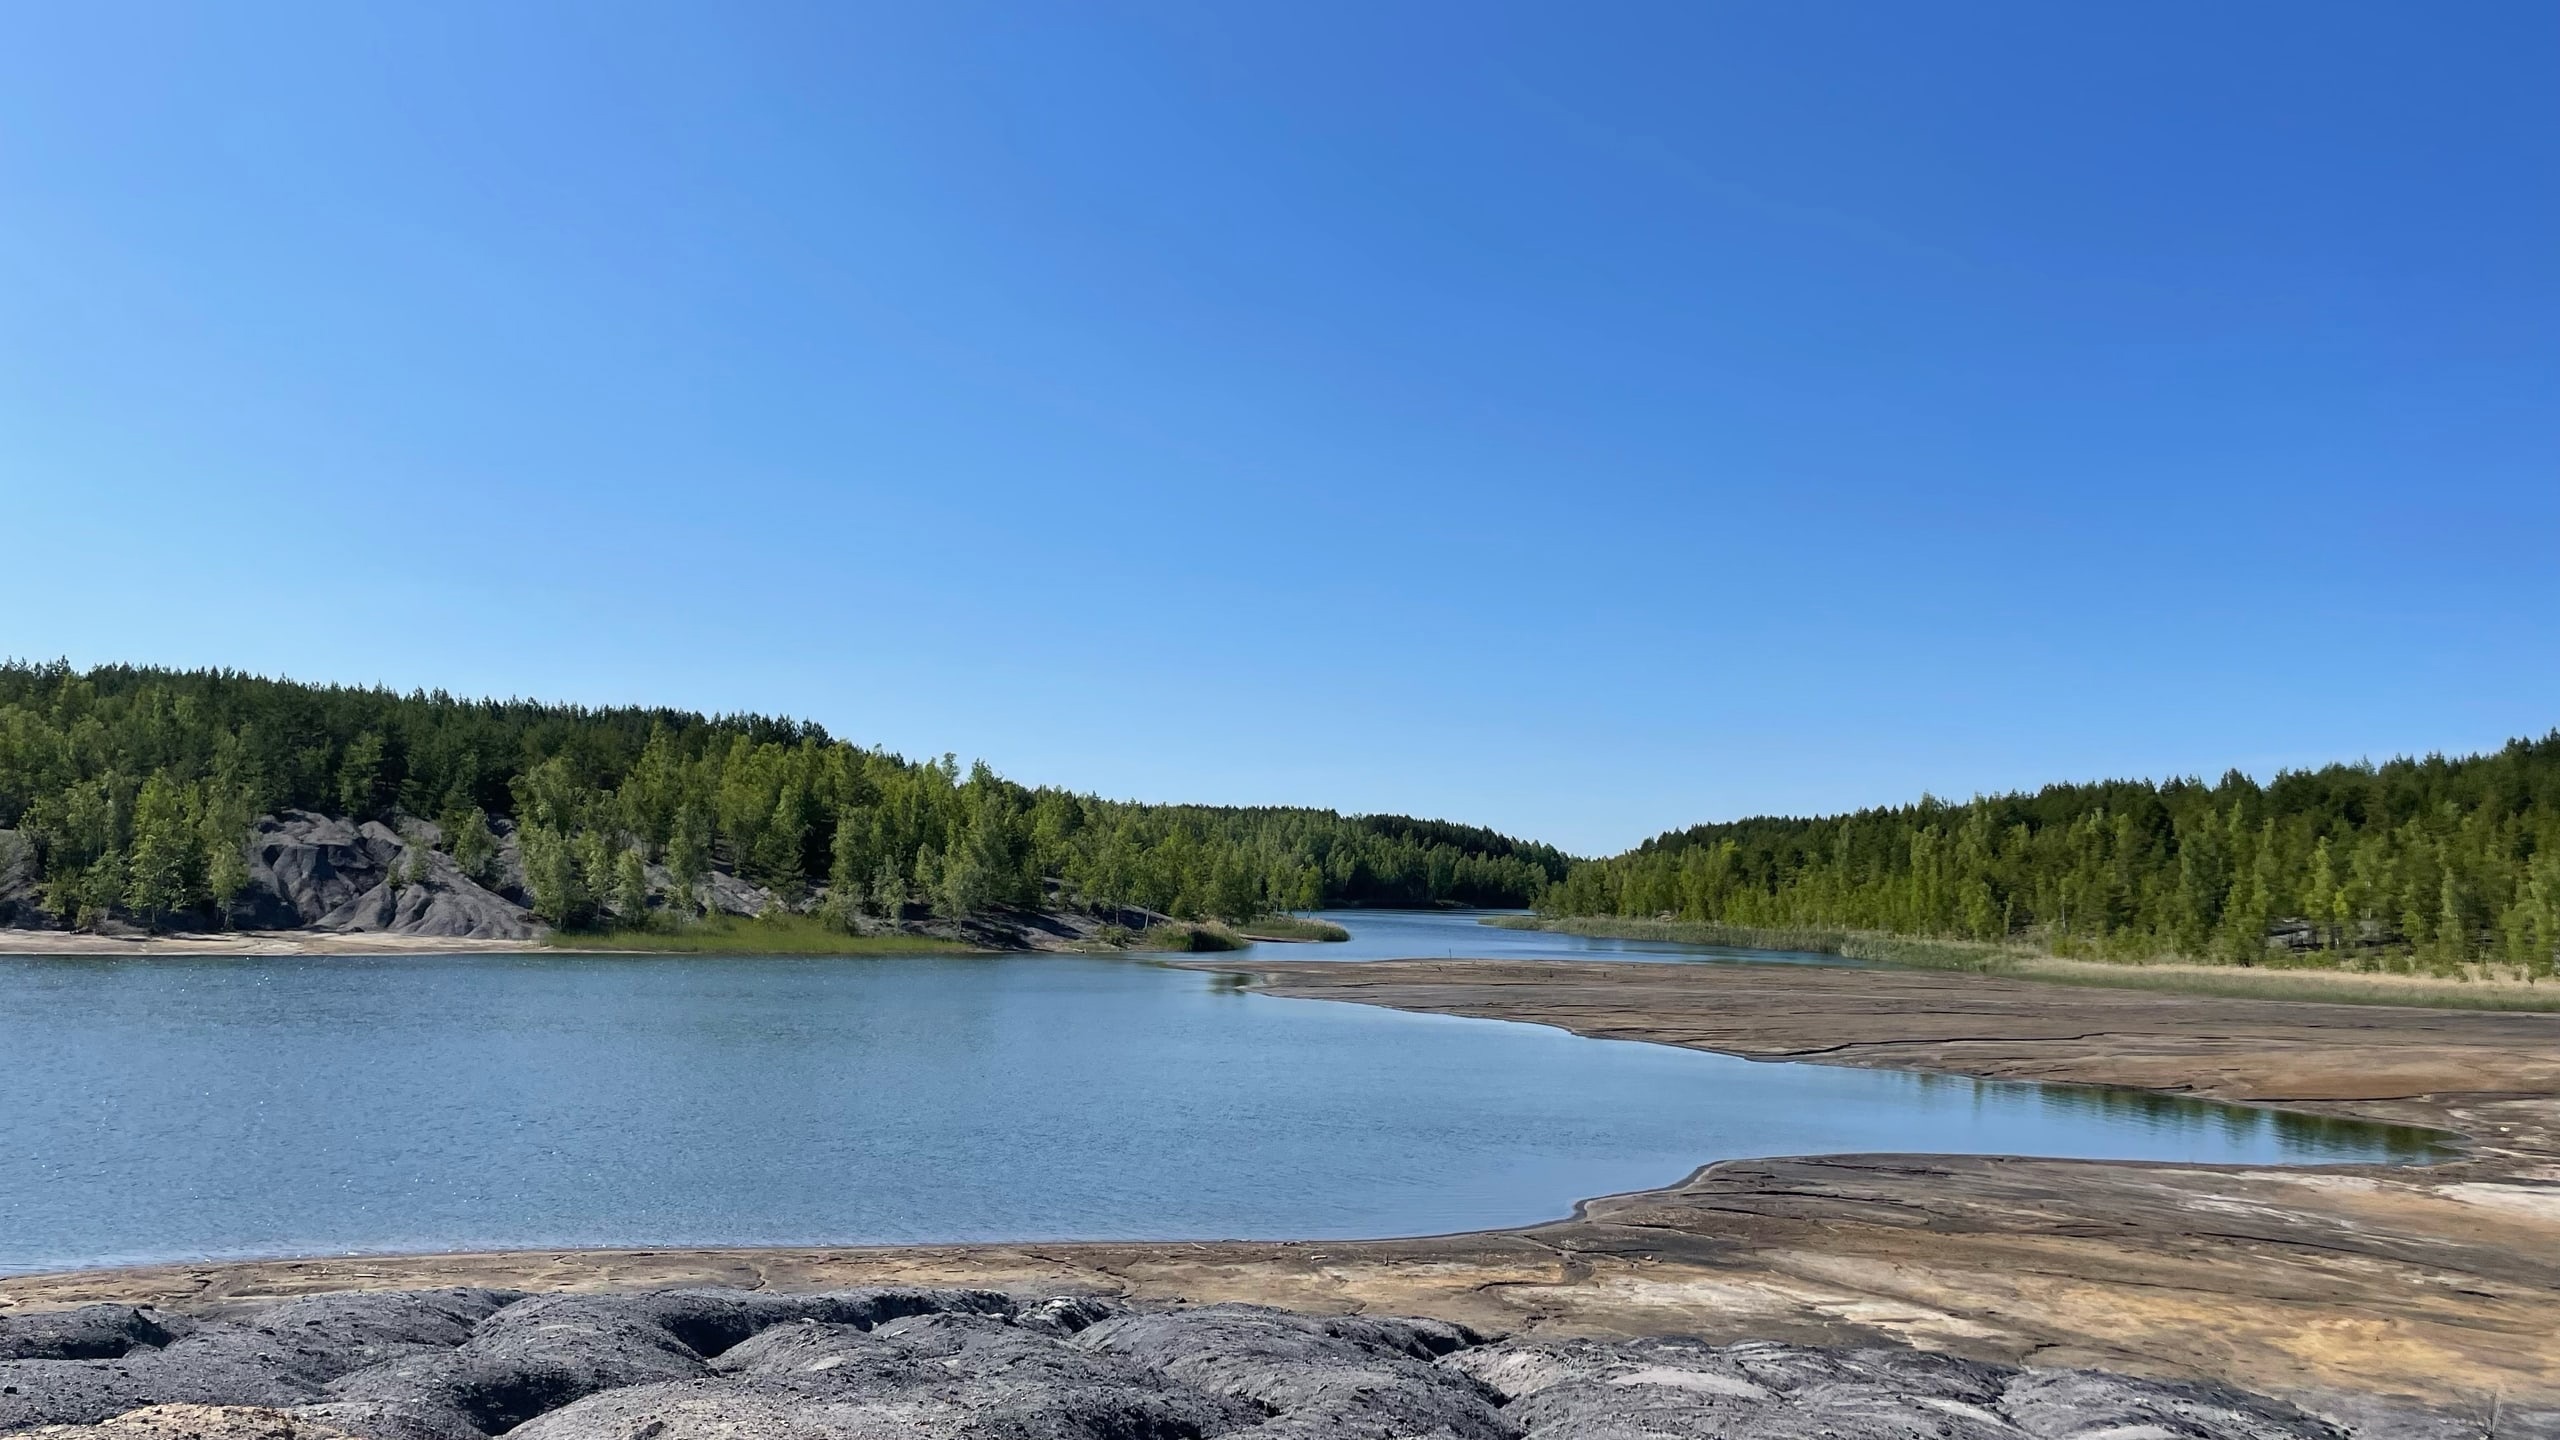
[4,3,2554,855]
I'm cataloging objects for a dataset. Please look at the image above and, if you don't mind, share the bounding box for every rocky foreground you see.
[0,1285,2370,1440]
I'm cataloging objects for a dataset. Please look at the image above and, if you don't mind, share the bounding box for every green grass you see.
[1127,920,1250,953]
[544,912,979,955]
[1235,914,1352,942]
[1490,915,2560,1011]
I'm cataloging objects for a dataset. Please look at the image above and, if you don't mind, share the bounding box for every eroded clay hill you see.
[1,1285,2377,1440]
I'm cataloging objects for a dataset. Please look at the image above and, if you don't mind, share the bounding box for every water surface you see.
[1238,909,1860,966]
[0,946,2444,1275]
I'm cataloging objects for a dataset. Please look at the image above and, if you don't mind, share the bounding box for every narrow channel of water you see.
[0,927,2447,1275]
[1235,908,1863,966]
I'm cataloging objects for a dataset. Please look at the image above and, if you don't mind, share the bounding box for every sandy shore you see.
[8,957,2556,1423]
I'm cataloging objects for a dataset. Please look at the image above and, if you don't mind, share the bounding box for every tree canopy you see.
[1542,738,2560,974]
[0,662,1568,931]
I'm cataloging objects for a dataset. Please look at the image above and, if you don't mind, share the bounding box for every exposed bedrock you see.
[235,813,535,941]
[0,1288,2417,1439]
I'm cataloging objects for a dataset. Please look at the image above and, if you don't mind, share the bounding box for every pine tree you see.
[338,732,387,819]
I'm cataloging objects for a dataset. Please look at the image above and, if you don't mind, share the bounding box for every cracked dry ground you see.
[9,961,2557,1434]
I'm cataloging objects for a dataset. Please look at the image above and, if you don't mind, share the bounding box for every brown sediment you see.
[5,958,2555,1420]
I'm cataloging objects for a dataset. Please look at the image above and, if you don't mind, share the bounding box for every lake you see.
[0,914,2445,1275]
[1234,909,1865,966]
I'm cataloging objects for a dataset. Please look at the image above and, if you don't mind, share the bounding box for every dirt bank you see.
[7,959,2555,1428]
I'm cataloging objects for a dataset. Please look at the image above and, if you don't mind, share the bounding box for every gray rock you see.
[285,1398,488,1440]
[521,1310,1263,1440]
[619,1288,1014,1358]
[0,1307,190,1362]
[326,1295,707,1435]
[0,1290,2440,1440]
[0,1337,314,1431]
[1450,1336,2351,1439]
[233,813,398,929]
[315,848,536,942]
[1072,1304,1512,1439]
[0,1292,525,1432]
[643,864,781,920]
[235,814,535,940]
[0,830,51,929]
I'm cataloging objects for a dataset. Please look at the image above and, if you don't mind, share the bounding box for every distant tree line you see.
[1541,736,2560,974]
[0,662,1568,931]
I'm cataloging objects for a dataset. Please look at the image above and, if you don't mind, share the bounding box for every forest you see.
[1540,736,2560,974]
[0,662,1568,932]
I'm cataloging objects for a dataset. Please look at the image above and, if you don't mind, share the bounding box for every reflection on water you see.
[1236,909,1869,967]
[1905,1069,2446,1163]
[0,948,2452,1275]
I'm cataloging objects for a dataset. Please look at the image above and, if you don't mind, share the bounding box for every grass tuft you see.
[1235,914,1352,942]
[1127,920,1250,953]
[544,911,978,956]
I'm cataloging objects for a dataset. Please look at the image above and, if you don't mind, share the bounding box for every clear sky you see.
[4,3,2554,856]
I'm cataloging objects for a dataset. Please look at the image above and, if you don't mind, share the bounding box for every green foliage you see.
[610,846,650,922]
[124,773,199,931]
[1128,919,1248,952]
[1544,739,2560,975]
[442,804,500,886]
[543,911,976,955]
[1235,914,1352,942]
[337,731,387,818]
[517,822,588,928]
[0,661,1565,932]
[1499,915,2560,1010]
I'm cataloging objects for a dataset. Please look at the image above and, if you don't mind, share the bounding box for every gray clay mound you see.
[0,1286,2415,1439]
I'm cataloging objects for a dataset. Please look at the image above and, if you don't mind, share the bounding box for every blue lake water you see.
[1234,909,1865,967]
[0,917,2445,1275]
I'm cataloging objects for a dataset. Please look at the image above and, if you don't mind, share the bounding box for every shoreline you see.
[0,929,1195,958]
[7,957,2557,1422]
[0,931,558,955]
[1503,913,2560,1011]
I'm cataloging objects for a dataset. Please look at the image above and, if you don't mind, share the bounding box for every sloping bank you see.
[6,959,2556,1435]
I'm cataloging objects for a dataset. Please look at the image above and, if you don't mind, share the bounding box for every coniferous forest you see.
[9,660,2558,974]
[1539,738,2560,975]
[0,663,1567,933]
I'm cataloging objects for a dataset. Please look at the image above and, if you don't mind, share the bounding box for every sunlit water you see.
[0,923,2446,1274]
[1236,909,1864,966]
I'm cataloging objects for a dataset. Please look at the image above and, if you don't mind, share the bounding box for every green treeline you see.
[0,662,1567,931]
[1542,738,2560,975]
